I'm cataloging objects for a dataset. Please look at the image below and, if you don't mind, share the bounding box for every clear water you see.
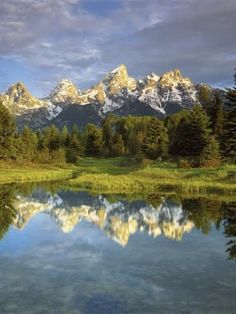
[0,184,235,314]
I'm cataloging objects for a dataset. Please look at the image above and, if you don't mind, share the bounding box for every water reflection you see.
[0,185,235,258]
[0,186,17,240]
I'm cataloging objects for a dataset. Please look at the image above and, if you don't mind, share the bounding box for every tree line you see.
[0,71,235,167]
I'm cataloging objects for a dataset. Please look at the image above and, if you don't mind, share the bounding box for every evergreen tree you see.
[142,117,169,159]
[0,102,16,159]
[71,124,80,139]
[203,91,224,140]
[61,125,69,146]
[102,114,114,156]
[42,125,61,151]
[222,70,236,161]
[111,133,125,156]
[213,93,224,140]
[200,136,221,167]
[66,133,83,163]
[128,130,145,156]
[171,105,211,159]
[19,126,38,161]
[85,124,103,157]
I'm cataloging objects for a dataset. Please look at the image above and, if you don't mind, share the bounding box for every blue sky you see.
[0,0,235,97]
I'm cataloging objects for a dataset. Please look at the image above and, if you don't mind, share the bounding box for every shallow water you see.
[0,184,235,313]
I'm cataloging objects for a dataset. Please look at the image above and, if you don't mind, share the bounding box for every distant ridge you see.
[0,65,217,129]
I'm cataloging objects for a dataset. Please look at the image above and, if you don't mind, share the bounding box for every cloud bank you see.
[0,0,235,96]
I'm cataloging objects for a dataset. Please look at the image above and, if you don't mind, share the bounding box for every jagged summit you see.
[6,82,32,100]
[160,69,192,86]
[46,79,79,104]
[111,64,127,74]
[0,64,215,129]
[102,64,137,94]
[0,81,42,113]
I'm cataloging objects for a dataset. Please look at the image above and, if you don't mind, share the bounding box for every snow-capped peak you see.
[102,64,137,95]
[111,64,127,74]
[0,64,215,129]
[160,69,193,87]
[147,72,160,82]
[47,79,80,104]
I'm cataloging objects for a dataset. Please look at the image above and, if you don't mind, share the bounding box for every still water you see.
[0,184,235,314]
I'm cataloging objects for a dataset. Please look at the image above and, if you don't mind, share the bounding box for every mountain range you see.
[13,190,194,246]
[0,64,216,129]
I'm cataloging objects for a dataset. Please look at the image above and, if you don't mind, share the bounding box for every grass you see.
[0,158,235,198]
[0,163,77,185]
[67,157,236,196]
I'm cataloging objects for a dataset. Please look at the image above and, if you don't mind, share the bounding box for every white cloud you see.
[0,0,235,94]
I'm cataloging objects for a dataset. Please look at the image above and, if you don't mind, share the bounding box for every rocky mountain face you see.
[13,190,194,246]
[0,65,215,129]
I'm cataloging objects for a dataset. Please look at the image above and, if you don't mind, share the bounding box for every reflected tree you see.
[182,198,222,234]
[221,202,236,259]
[0,185,17,240]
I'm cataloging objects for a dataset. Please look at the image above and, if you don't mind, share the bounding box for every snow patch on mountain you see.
[0,65,216,128]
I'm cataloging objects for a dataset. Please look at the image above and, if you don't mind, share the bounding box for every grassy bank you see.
[67,158,236,195]
[0,158,235,197]
[0,163,77,184]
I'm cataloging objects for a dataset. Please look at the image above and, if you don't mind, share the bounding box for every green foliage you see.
[200,136,221,168]
[71,124,80,139]
[85,123,103,157]
[19,126,38,161]
[212,93,224,140]
[110,133,125,156]
[68,157,236,195]
[61,125,69,145]
[142,117,169,159]
[65,134,82,163]
[36,147,66,164]
[40,125,61,151]
[178,159,191,168]
[222,70,236,162]
[0,102,17,159]
[0,70,235,169]
[0,186,16,239]
[171,105,211,162]
[198,85,213,107]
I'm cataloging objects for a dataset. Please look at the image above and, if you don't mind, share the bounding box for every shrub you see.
[200,158,221,168]
[178,159,191,168]
[140,158,154,167]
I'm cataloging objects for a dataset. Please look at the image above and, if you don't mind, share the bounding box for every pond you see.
[0,183,235,313]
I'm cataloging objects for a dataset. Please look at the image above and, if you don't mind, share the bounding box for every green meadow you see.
[0,163,76,184]
[67,158,236,195]
[0,158,235,198]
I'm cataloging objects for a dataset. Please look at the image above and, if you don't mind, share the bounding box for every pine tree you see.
[61,125,69,146]
[142,117,169,159]
[42,125,60,151]
[20,126,38,161]
[102,114,114,156]
[0,102,16,159]
[200,136,221,168]
[213,93,224,140]
[71,124,79,139]
[172,105,211,159]
[111,133,125,156]
[222,70,236,162]
[66,133,83,163]
[85,124,103,157]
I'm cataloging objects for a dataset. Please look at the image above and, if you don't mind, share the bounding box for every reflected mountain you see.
[0,186,235,258]
[13,190,194,246]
